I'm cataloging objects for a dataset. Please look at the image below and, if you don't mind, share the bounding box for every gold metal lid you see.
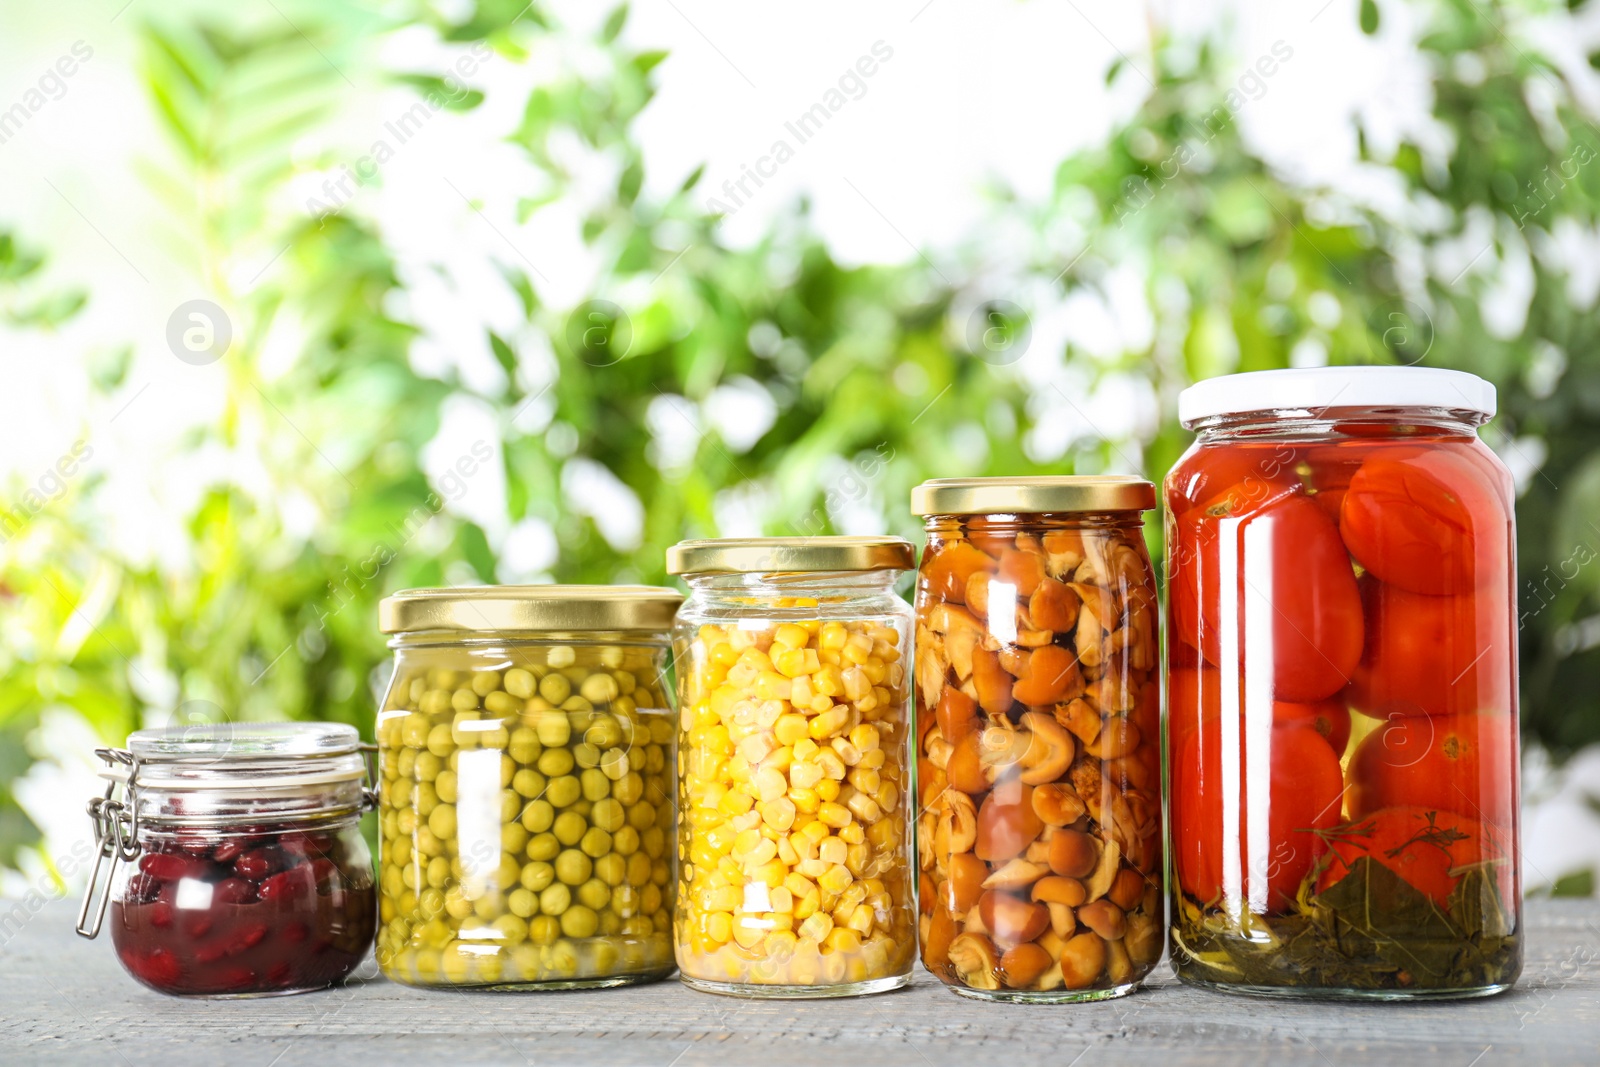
[379,585,683,634]
[910,476,1156,516]
[665,536,916,576]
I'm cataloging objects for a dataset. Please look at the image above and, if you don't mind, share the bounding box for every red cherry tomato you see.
[1172,492,1364,702]
[1272,698,1351,756]
[1316,806,1513,908]
[1165,445,1300,515]
[1166,665,1221,754]
[1173,718,1346,913]
[1347,710,1516,827]
[1347,578,1513,719]
[1339,450,1508,595]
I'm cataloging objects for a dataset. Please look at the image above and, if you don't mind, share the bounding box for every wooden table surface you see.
[4,899,1597,1066]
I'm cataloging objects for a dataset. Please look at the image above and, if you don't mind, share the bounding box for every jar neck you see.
[105,749,371,827]
[921,512,1147,536]
[388,630,670,651]
[1189,405,1486,442]
[683,570,903,609]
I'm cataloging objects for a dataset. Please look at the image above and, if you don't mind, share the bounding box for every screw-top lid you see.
[665,536,915,576]
[379,585,683,634]
[1177,367,1496,428]
[910,476,1155,516]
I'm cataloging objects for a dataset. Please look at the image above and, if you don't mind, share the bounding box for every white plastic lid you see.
[1178,367,1496,428]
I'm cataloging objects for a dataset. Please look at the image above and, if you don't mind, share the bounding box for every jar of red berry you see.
[76,723,379,997]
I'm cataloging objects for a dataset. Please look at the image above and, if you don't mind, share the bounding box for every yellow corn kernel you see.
[788,760,824,791]
[703,885,742,912]
[817,802,852,830]
[818,622,848,650]
[738,733,776,764]
[875,781,899,813]
[857,748,887,771]
[755,766,788,802]
[845,843,870,876]
[731,922,766,950]
[866,818,898,851]
[845,792,882,824]
[801,819,829,844]
[742,838,778,868]
[789,674,816,709]
[848,767,881,795]
[842,633,873,664]
[754,859,788,887]
[772,623,810,649]
[809,707,849,740]
[818,836,848,865]
[815,778,841,802]
[838,821,865,846]
[799,911,835,943]
[788,786,821,814]
[795,888,821,920]
[706,911,733,944]
[848,723,880,753]
[759,797,797,832]
[841,667,870,702]
[777,835,799,866]
[718,789,755,817]
[812,665,843,697]
[797,857,830,879]
[774,714,809,746]
[756,672,793,702]
[818,864,853,894]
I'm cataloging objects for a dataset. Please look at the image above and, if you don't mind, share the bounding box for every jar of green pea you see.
[375,586,681,989]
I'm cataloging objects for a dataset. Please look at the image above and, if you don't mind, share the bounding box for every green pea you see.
[420,689,453,716]
[580,769,610,802]
[572,742,601,770]
[512,769,547,799]
[585,713,622,748]
[539,882,572,916]
[610,825,639,856]
[594,853,626,887]
[427,803,456,840]
[452,688,480,713]
[546,775,581,809]
[534,709,571,747]
[520,861,554,893]
[529,915,560,945]
[521,800,554,833]
[493,913,528,944]
[498,853,522,890]
[613,772,643,806]
[552,811,587,847]
[500,790,521,823]
[555,848,592,886]
[526,832,560,862]
[415,782,438,817]
[649,718,674,745]
[508,887,538,918]
[560,905,598,939]
[502,822,529,854]
[508,727,541,764]
[600,748,629,781]
[609,883,640,917]
[579,674,619,705]
[484,691,518,717]
[504,669,536,699]
[472,670,502,697]
[397,747,418,778]
[627,802,656,833]
[426,855,451,889]
[432,771,457,806]
[415,751,442,782]
[402,714,432,748]
[419,886,446,921]
[576,878,610,912]
[580,826,611,859]
[614,671,636,696]
[538,673,571,705]
[537,747,574,777]
[590,799,625,833]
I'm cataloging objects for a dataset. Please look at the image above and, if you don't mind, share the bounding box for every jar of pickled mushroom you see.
[909,478,1164,1002]
[666,536,917,998]
[375,586,681,989]
[1166,367,1521,999]
[75,723,377,997]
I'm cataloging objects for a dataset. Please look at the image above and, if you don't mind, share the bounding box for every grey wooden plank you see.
[2,899,1596,1066]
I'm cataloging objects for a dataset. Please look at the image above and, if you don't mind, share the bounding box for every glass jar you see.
[76,723,377,997]
[375,585,681,989]
[1165,367,1521,999]
[909,478,1164,1002]
[666,537,917,998]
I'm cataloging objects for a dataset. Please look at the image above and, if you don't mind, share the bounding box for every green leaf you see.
[1360,0,1381,34]
[601,4,629,44]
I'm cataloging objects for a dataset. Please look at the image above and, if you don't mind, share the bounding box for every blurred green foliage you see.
[2,0,1598,880]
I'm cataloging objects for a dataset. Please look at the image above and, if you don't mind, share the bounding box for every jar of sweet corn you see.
[666,536,918,998]
[375,586,681,989]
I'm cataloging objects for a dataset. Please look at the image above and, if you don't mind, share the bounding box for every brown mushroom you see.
[971,644,1014,717]
[934,687,979,748]
[1086,717,1140,759]
[924,904,959,968]
[997,548,1047,597]
[975,781,1043,862]
[1082,836,1122,902]
[979,890,1050,947]
[1125,911,1162,965]
[981,857,1049,891]
[1054,698,1103,746]
[1031,875,1088,908]
[1028,577,1081,633]
[922,541,996,604]
[1017,711,1075,785]
[1109,868,1146,912]
[1060,932,1107,989]
[1047,830,1098,879]
[1046,902,1075,939]
[964,570,991,617]
[946,732,988,795]
[947,932,1001,990]
[1077,898,1126,941]
[1040,530,1085,579]
[946,852,988,914]
[1106,937,1133,985]
[1031,782,1086,827]
[1000,942,1054,988]
[1011,645,1082,706]
[936,791,978,855]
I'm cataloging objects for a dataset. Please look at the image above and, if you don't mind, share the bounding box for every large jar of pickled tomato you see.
[76,724,377,997]
[1165,367,1521,999]
[910,478,1164,1001]
[666,536,917,998]
[375,586,681,989]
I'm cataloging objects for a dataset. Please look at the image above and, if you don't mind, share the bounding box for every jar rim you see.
[666,536,914,576]
[128,722,359,760]
[379,584,682,634]
[1177,367,1496,427]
